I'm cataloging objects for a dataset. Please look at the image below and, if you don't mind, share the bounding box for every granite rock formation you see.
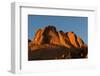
[28,26,88,60]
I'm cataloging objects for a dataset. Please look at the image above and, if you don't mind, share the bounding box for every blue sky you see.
[28,15,88,44]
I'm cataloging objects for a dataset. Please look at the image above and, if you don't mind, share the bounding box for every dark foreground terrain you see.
[28,44,87,60]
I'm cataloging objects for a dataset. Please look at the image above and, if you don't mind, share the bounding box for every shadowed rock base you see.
[28,44,87,60]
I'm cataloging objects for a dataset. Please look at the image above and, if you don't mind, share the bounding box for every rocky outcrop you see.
[67,32,80,48]
[31,26,60,45]
[32,29,43,45]
[28,25,88,60]
[42,26,60,45]
[58,31,73,48]
[77,36,84,47]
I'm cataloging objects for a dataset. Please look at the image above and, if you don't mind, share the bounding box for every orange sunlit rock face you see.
[28,26,88,60]
[67,32,80,48]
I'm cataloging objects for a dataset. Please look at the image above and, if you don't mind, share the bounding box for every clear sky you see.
[28,15,88,44]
